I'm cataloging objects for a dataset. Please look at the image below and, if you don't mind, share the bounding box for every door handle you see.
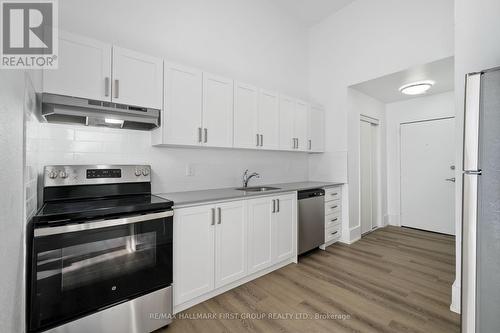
[308,139,312,150]
[260,134,264,147]
[445,177,456,183]
[204,128,208,143]
[276,199,280,213]
[198,127,203,143]
[296,138,299,149]
[257,134,260,147]
[330,218,338,222]
[211,208,215,225]
[330,205,338,209]
[105,77,110,97]
[217,207,221,224]
[272,199,276,213]
[113,79,119,98]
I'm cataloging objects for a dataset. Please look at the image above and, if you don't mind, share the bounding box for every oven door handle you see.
[34,210,173,237]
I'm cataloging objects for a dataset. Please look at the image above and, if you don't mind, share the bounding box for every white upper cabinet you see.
[279,95,296,151]
[258,90,280,150]
[43,31,112,101]
[158,63,203,146]
[202,73,234,148]
[294,100,309,151]
[112,46,163,109]
[233,82,259,149]
[308,104,325,152]
[214,201,247,288]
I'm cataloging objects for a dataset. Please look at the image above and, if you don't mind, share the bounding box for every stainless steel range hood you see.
[41,93,160,130]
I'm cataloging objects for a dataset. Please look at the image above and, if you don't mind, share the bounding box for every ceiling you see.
[350,57,454,103]
[270,0,355,26]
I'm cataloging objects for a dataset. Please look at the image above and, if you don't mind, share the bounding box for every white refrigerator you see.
[462,67,500,332]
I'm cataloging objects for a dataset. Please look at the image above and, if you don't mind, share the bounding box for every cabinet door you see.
[43,31,111,101]
[279,95,296,151]
[202,73,234,148]
[234,82,259,149]
[308,104,325,152]
[294,100,309,151]
[112,46,163,109]
[173,205,215,305]
[214,201,247,288]
[274,194,297,262]
[247,197,274,273]
[258,90,280,150]
[163,63,203,146]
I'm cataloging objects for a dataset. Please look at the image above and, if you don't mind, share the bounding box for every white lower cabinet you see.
[174,193,297,310]
[214,201,247,288]
[174,200,247,304]
[247,193,297,273]
[247,197,274,273]
[173,204,215,305]
[274,194,296,262]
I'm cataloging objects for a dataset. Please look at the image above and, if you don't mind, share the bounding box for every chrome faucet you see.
[242,169,260,188]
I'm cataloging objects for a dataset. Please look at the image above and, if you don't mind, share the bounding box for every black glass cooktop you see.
[33,194,173,225]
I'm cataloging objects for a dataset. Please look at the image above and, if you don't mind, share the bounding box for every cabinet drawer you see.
[325,187,341,202]
[325,224,341,243]
[325,211,341,229]
[325,200,341,215]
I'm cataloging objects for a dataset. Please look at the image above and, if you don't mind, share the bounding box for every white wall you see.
[59,0,308,99]
[37,0,311,193]
[0,69,42,333]
[453,0,500,314]
[385,91,455,226]
[308,0,454,240]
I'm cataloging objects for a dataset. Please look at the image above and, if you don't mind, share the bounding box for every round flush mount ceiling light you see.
[399,80,435,95]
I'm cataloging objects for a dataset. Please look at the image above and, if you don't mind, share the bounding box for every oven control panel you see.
[44,165,151,187]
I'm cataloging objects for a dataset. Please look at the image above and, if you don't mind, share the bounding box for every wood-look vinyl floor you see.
[160,226,460,333]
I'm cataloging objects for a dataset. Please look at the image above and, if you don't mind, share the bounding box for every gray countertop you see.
[156,181,343,208]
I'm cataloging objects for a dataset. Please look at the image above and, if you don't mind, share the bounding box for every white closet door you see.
[360,120,374,234]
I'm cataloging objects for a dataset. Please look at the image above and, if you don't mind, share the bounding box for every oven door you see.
[29,210,173,332]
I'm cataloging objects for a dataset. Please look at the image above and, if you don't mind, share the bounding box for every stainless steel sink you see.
[235,186,281,192]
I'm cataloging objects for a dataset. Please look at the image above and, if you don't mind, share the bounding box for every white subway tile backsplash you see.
[37,123,309,193]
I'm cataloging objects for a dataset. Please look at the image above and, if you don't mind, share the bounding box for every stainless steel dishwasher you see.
[298,188,325,255]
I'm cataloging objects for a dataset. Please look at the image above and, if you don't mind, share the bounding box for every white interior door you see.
[360,120,375,234]
[400,117,456,235]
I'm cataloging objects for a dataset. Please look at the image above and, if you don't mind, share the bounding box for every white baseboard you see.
[450,279,461,314]
[385,214,401,226]
[340,225,361,244]
[173,257,296,314]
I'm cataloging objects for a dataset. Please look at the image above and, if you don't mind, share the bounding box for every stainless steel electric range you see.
[28,165,174,333]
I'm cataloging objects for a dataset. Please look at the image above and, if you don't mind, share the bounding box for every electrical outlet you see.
[185,164,194,176]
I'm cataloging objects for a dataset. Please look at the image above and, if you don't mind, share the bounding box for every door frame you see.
[398,116,456,230]
[359,115,382,235]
